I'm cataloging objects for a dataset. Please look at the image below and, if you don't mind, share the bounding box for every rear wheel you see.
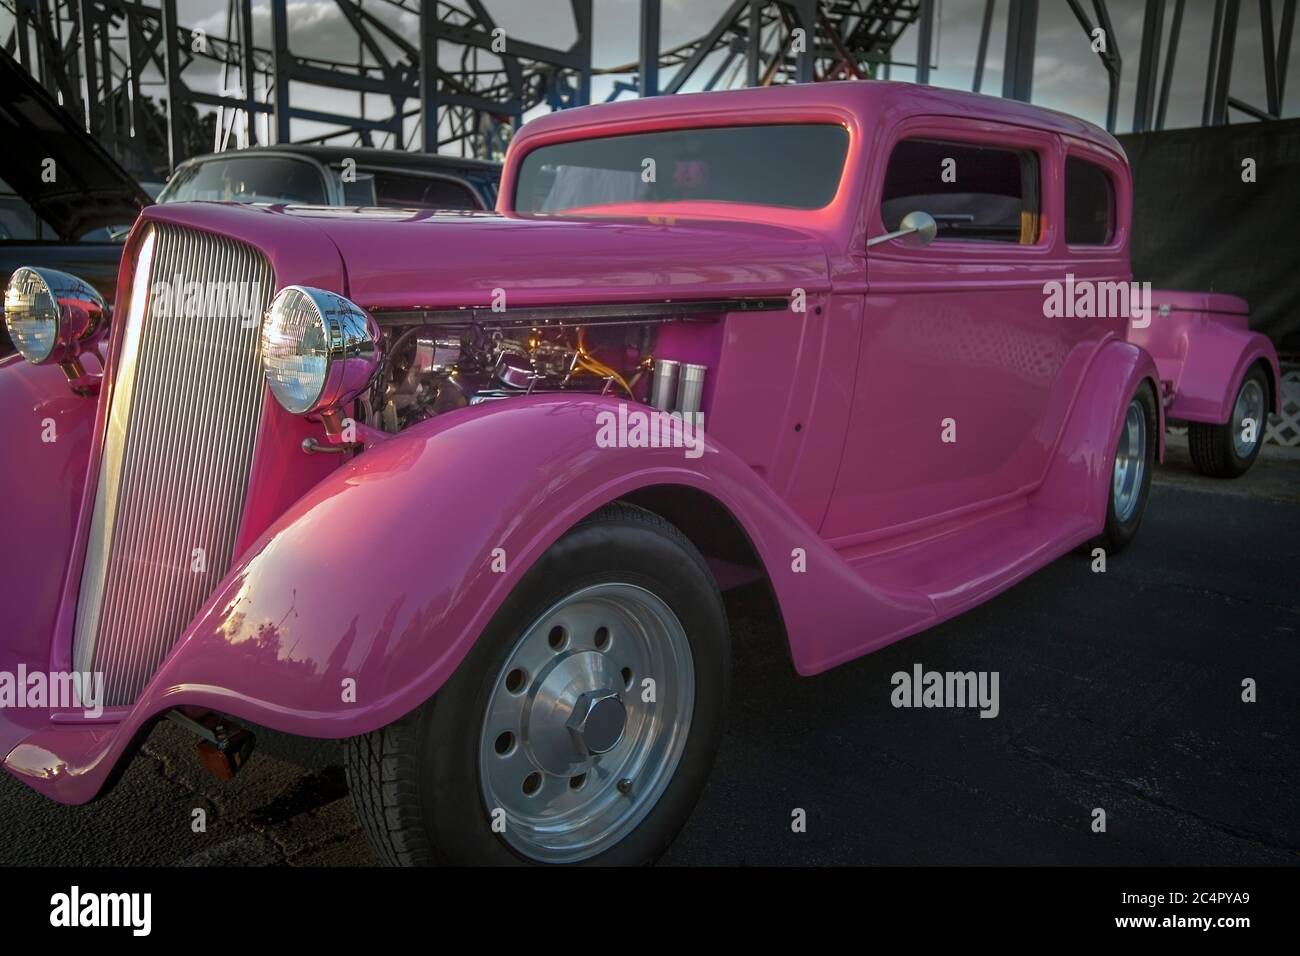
[1188,365,1269,478]
[1094,382,1158,554]
[345,502,729,865]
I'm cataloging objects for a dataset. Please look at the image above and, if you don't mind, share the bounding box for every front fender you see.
[141,394,934,736]
[142,392,941,738]
[0,356,96,668]
[15,393,933,802]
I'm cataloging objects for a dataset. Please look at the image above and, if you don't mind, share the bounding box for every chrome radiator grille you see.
[73,224,274,705]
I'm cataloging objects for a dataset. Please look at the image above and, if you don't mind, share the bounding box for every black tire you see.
[1093,381,1158,555]
[1188,365,1269,479]
[345,501,730,866]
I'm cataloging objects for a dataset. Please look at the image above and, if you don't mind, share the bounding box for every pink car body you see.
[1130,290,1280,425]
[2,81,1196,806]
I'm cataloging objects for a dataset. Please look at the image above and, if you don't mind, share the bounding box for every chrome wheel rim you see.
[1231,379,1265,458]
[1112,399,1147,523]
[478,582,695,863]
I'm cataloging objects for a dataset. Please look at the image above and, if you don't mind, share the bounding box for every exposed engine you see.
[365,317,660,433]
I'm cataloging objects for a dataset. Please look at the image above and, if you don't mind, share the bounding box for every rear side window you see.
[1065,157,1115,245]
[373,173,481,210]
[880,138,1040,244]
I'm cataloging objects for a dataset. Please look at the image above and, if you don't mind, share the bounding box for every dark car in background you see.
[0,50,151,356]
[2,44,503,359]
[157,145,500,211]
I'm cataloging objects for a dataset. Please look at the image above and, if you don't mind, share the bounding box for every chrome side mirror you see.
[867,210,938,248]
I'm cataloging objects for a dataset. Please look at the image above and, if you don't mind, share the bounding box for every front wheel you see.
[345,502,730,866]
[1093,382,1158,555]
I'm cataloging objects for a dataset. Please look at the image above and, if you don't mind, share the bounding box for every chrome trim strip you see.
[369,297,790,329]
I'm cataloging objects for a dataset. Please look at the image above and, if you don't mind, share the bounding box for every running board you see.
[842,498,1094,620]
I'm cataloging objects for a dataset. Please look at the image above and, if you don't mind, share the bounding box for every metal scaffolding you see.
[2,0,1295,175]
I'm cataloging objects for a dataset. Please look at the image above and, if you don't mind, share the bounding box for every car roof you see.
[179,144,501,177]
[513,80,1125,159]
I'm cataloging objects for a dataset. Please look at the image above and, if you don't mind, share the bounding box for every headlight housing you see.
[260,286,382,415]
[3,267,107,365]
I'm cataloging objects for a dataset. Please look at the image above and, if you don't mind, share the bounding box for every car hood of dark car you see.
[0,50,151,240]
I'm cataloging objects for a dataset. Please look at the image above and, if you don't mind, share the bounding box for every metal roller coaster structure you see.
[1,0,1295,177]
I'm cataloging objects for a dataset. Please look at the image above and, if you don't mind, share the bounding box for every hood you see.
[144,202,832,309]
[0,50,151,240]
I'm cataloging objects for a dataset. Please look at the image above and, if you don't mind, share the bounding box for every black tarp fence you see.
[1119,119,1300,354]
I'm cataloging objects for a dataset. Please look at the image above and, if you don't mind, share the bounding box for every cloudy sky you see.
[6,0,1297,150]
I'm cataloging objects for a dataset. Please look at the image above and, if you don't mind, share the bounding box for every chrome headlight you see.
[3,267,106,365]
[260,286,382,415]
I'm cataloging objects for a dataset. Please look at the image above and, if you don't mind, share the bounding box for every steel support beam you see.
[1280,0,1296,105]
[664,0,748,94]
[915,0,934,85]
[1155,0,1183,129]
[418,0,439,152]
[639,0,661,96]
[796,0,816,83]
[14,0,33,70]
[240,0,257,142]
[159,0,184,170]
[974,0,995,92]
[1209,0,1240,126]
[572,0,593,105]
[269,0,291,143]
[1132,0,1165,132]
[76,0,98,131]
[1260,0,1280,117]
[1002,0,1037,102]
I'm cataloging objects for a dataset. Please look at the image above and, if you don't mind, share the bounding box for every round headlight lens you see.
[4,267,61,363]
[260,286,381,415]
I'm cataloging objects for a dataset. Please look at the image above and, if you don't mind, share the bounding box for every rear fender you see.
[1181,328,1281,423]
[1136,311,1280,423]
[1032,337,1164,528]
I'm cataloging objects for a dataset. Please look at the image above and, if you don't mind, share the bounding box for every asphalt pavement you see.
[3,433,1296,866]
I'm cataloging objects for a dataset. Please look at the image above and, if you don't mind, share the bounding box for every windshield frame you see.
[506,116,853,222]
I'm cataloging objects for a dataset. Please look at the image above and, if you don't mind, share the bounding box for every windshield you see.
[158,156,330,205]
[514,124,848,214]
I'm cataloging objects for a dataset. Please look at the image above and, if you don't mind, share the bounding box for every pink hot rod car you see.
[0,81,1281,866]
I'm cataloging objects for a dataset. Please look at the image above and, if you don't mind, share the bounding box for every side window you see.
[373,173,480,210]
[1065,156,1115,245]
[880,138,1040,244]
[339,171,377,206]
